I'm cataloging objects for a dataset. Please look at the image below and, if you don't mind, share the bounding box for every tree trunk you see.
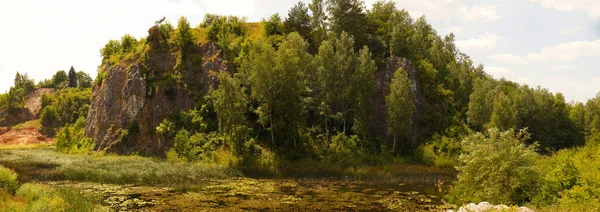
[270,115,275,147]
[393,132,397,153]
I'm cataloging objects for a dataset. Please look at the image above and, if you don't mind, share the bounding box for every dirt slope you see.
[0,128,53,145]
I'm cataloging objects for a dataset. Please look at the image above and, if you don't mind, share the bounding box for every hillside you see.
[2,0,600,210]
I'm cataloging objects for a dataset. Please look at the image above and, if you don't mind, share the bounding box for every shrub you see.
[448,128,539,205]
[16,183,97,212]
[41,106,59,128]
[56,117,95,154]
[0,166,18,193]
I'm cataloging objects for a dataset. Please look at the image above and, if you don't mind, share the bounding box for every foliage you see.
[175,16,195,50]
[75,71,92,89]
[386,67,415,153]
[1,72,35,115]
[56,117,95,154]
[211,72,250,153]
[40,88,92,128]
[326,0,369,49]
[53,70,70,89]
[449,128,539,205]
[284,2,311,41]
[262,13,284,36]
[68,66,77,88]
[0,166,18,193]
[531,141,600,210]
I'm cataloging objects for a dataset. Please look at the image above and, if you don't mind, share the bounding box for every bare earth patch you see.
[0,128,54,145]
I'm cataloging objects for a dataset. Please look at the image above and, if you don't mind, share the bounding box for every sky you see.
[0,0,599,102]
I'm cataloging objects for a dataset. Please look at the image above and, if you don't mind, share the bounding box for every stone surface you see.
[85,26,230,156]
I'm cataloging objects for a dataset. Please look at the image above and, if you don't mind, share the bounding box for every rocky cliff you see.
[371,56,425,145]
[85,26,230,155]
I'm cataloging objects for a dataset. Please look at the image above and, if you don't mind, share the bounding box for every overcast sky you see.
[1,0,599,102]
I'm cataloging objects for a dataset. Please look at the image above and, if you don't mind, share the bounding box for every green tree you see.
[467,78,497,130]
[309,0,328,52]
[52,71,69,89]
[386,68,415,153]
[489,92,517,131]
[41,106,59,128]
[245,33,311,149]
[100,40,121,62]
[14,72,34,93]
[211,72,249,152]
[244,40,277,146]
[175,16,194,50]
[263,13,284,36]
[352,46,376,140]
[68,66,77,88]
[450,128,539,205]
[326,0,369,48]
[389,9,414,58]
[284,2,311,40]
[120,34,137,53]
[76,71,92,88]
[366,0,397,60]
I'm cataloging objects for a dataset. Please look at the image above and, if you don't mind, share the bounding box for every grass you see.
[0,146,242,186]
[11,119,41,130]
[1,183,102,212]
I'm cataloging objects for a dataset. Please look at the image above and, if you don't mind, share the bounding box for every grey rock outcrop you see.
[371,56,425,144]
[85,26,230,155]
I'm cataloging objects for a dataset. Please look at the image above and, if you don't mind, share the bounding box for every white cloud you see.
[530,0,600,17]
[489,53,528,65]
[559,25,583,35]
[456,33,501,51]
[444,26,463,34]
[527,39,600,62]
[553,64,579,70]
[461,4,501,23]
[486,66,514,79]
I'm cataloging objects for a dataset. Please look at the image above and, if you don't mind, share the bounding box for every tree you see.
[175,16,194,50]
[245,33,311,149]
[366,0,397,60]
[284,2,311,40]
[263,13,284,36]
[76,71,92,88]
[211,71,249,152]
[309,0,327,52]
[352,46,376,140]
[244,40,277,146]
[467,78,497,130]
[52,70,69,89]
[68,66,77,88]
[13,72,34,93]
[386,68,415,153]
[389,9,414,58]
[120,34,137,53]
[450,128,539,205]
[326,0,369,49]
[100,40,121,62]
[489,92,517,131]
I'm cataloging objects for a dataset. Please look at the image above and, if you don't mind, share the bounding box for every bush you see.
[0,166,18,193]
[15,183,98,212]
[56,117,95,154]
[448,128,539,205]
[532,142,600,210]
[41,106,59,128]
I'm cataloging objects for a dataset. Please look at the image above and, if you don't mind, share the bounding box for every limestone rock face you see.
[371,56,424,144]
[85,28,229,155]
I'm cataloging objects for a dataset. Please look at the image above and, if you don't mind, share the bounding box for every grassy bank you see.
[0,146,241,186]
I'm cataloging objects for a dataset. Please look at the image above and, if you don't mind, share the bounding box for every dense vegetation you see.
[2,0,600,210]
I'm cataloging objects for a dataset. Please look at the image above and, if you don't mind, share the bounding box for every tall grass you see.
[0,147,241,186]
